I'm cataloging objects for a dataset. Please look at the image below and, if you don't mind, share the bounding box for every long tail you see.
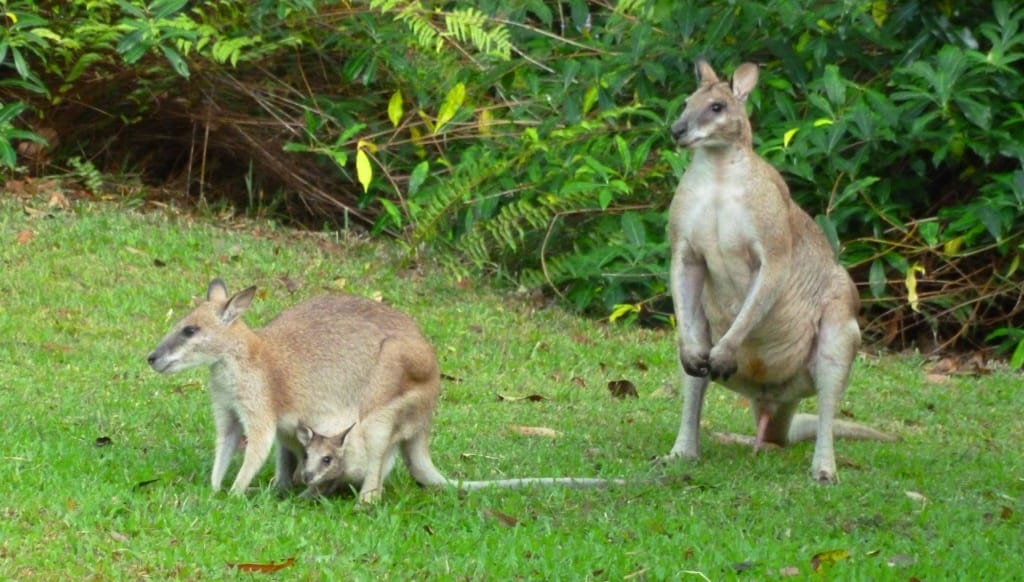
[787,413,897,443]
[451,477,632,491]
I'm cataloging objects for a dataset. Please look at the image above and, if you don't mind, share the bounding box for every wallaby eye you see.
[181,325,200,337]
[320,456,332,466]
[710,102,725,113]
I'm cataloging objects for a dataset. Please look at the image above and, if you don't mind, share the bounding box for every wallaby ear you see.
[730,63,759,103]
[332,423,356,447]
[296,425,314,447]
[207,278,228,301]
[694,58,720,86]
[219,285,256,324]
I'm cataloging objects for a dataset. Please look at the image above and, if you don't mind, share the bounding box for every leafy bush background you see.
[2,0,1022,361]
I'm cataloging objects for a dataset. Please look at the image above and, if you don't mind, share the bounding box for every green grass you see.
[1,193,1021,580]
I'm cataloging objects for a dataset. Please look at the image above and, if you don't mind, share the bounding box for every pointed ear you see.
[695,58,720,86]
[730,63,759,103]
[332,423,356,447]
[207,278,228,301]
[219,286,256,324]
[296,425,314,447]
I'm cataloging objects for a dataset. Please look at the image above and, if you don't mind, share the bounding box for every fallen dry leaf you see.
[925,373,949,384]
[779,566,800,576]
[482,508,519,527]
[497,393,546,403]
[810,549,850,572]
[508,425,561,438]
[607,379,638,399]
[229,557,296,573]
[15,230,34,244]
[905,490,928,505]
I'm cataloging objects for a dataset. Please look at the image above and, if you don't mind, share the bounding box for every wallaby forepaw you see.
[679,349,710,378]
[707,347,737,381]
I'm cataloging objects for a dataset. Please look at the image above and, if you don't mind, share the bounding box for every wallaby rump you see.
[296,423,627,499]
[146,278,441,496]
[662,59,893,483]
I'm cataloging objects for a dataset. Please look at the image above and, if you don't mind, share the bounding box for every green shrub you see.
[2,0,1022,359]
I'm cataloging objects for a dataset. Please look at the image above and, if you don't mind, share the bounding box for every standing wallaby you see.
[146,279,443,497]
[295,423,627,499]
[662,59,893,483]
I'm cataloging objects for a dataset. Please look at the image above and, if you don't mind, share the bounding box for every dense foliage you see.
[1,0,1022,361]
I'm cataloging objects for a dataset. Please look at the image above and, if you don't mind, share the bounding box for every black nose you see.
[670,120,687,141]
[146,353,157,365]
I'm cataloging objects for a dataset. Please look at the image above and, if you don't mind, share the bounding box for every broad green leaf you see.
[598,189,613,210]
[160,45,190,78]
[814,214,839,256]
[151,0,188,19]
[621,213,645,247]
[356,148,372,193]
[869,259,886,298]
[388,90,403,128]
[408,161,429,196]
[822,65,845,106]
[1011,338,1024,369]
[918,221,939,247]
[435,82,465,133]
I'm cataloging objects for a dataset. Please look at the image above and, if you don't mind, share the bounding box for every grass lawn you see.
[1,190,1021,580]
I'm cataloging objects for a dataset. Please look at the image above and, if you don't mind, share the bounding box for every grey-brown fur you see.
[661,59,893,483]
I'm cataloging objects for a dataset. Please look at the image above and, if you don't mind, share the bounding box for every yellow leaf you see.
[871,0,888,26]
[4,11,16,24]
[813,118,834,127]
[436,82,466,133]
[609,303,640,323]
[478,108,493,136]
[783,128,799,149]
[355,148,372,193]
[905,263,926,313]
[943,235,964,255]
[387,90,403,128]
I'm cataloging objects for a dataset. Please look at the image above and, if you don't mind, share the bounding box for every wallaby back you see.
[147,279,441,496]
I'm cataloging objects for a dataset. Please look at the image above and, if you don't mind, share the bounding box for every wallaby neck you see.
[691,142,751,165]
[209,327,267,393]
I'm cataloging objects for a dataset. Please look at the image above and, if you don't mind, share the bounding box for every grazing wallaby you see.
[146,278,443,496]
[295,423,627,500]
[662,59,893,483]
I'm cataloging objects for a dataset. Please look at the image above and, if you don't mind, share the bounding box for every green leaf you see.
[408,161,429,196]
[388,90,404,128]
[150,0,188,19]
[160,44,190,78]
[0,140,16,168]
[869,259,886,298]
[1011,338,1024,369]
[814,214,839,256]
[822,64,846,106]
[436,82,465,133]
[621,213,646,247]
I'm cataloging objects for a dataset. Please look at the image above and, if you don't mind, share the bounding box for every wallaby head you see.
[296,423,355,487]
[147,279,257,374]
[670,59,759,149]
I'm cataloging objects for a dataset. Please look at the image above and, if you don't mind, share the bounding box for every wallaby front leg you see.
[662,373,709,462]
[672,245,711,377]
[228,420,276,495]
[709,259,786,380]
[211,407,243,491]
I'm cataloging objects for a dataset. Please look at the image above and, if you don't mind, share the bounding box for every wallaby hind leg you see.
[275,445,299,491]
[808,304,860,484]
[401,430,447,487]
[661,371,710,462]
